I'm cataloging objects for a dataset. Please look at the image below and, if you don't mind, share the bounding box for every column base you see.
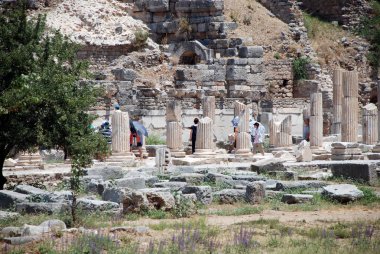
[192,149,216,158]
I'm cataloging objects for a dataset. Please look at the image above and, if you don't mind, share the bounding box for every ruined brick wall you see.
[130,0,237,43]
[300,0,371,29]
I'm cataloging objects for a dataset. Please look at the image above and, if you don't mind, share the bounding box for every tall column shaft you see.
[310,93,323,148]
[194,117,215,155]
[332,69,343,135]
[277,116,292,147]
[111,110,131,153]
[341,71,359,142]
[363,103,378,145]
[167,122,183,151]
[269,119,279,147]
[202,96,216,123]
[234,101,251,156]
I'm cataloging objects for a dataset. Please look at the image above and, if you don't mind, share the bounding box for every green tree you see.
[0,1,107,190]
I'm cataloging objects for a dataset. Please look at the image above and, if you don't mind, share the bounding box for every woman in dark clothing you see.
[189,118,199,154]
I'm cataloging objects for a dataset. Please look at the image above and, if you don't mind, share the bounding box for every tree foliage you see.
[0,0,108,189]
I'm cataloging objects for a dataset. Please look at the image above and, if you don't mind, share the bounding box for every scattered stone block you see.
[16,202,68,215]
[14,185,48,195]
[295,140,312,162]
[115,177,146,189]
[110,226,150,234]
[77,198,119,212]
[122,189,150,213]
[213,189,245,204]
[145,191,175,211]
[111,68,137,81]
[1,227,22,237]
[102,187,127,203]
[182,186,213,205]
[250,158,286,173]
[3,235,41,245]
[86,166,125,180]
[169,173,205,185]
[205,172,233,183]
[0,211,20,221]
[245,182,265,204]
[273,151,296,162]
[322,184,364,203]
[0,190,29,209]
[28,191,73,203]
[281,194,313,204]
[275,180,327,191]
[231,174,267,182]
[331,163,378,185]
[153,181,188,191]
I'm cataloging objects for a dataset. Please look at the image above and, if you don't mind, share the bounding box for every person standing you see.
[189,118,199,154]
[252,122,265,156]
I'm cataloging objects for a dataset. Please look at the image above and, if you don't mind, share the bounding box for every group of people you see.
[188,117,266,156]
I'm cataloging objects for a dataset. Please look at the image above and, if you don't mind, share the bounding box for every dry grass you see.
[224,0,290,59]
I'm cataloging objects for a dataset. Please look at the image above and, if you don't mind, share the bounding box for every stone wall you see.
[77,45,135,61]
[129,0,237,43]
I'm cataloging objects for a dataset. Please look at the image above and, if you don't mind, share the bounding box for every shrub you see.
[133,29,149,49]
[146,133,166,145]
[230,11,239,23]
[243,15,252,26]
[274,52,281,59]
[292,57,310,80]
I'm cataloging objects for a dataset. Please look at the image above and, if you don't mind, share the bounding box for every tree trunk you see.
[0,152,8,190]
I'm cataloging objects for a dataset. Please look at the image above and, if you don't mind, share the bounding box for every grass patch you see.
[146,133,166,145]
[150,217,207,231]
[145,209,168,219]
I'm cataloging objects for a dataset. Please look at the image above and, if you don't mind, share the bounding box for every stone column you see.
[277,116,292,148]
[202,96,215,123]
[362,103,378,145]
[310,93,323,148]
[166,101,185,157]
[332,69,343,136]
[341,71,359,142]
[269,119,279,147]
[193,117,216,157]
[234,101,252,157]
[110,109,134,162]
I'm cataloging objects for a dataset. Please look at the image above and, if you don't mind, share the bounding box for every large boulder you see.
[245,182,265,204]
[122,189,150,213]
[76,198,119,212]
[182,186,213,205]
[0,190,29,209]
[213,189,245,204]
[1,227,22,237]
[39,219,66,232]
[322,184,364,203]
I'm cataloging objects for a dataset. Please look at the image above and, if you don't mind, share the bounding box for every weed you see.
[292,57,310,80]
[145,209,168,219]
[358,186,380,205]
[274,52,281,59]
[230,11,239,23]
[243,15,252,26]
[146,133,166,145]
[205,205,263,216]
[133,29,149,49]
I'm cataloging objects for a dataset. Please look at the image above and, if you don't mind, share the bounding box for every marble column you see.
[362,103,378,145]
[269,119,279,147]
[110,109,134,161]
[202,96,215,123]
[310,93,323,148]
[234,101,252,157]
[193,117,215,157]
[166,101,185,157]
[332,69,343,136]
[341,71,359,142]
[277,116,292,147]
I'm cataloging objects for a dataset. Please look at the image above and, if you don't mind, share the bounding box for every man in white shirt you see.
[251,122,265,156]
